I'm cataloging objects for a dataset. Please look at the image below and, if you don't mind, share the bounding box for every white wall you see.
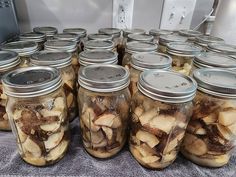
[15,0,214,33]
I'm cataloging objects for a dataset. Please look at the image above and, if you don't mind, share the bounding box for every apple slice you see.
[23,137,42,156]
[228,123,236,135]
[102,126,113,140]
[44,130,64,150]
[94,113,116,127]
[219,109,236,126]
[90,130,105,144]
[40,122,60,132]
[13,109,22,120]
[182,133,208,156]
[53,97,65,111]
[163,131,185,154]
[23,152,46,166]
[66,93,74,107]
[46,140,69,161]
[203,113,217,124]
[138,109,158,126]
[148,114,175,134]
[217,124,232,140]
[92,139,107,148]
[40,109,61,118]
[136,130,159,148]
[111,116,122,128]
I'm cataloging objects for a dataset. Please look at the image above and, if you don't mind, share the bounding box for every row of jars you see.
[0,61,236,169]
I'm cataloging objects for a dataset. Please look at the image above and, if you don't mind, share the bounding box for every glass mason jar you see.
[2,67,69,166]
[1,41,38,67]
[130,70,197,169]
[98,28,122,65]
[207,43,236,56]
[33,26,58,40]
[53,33,80,53]
[122,41,158,69]
[63,28,87,52]
[149,29,173,44]
[78,50,118,73]
[181,68,236,167]
[190,52,236,76]
[129,52,172,96]
[166,42,202,76]
[44,40,78,77]
[121,29,146,65]
[78,64,131,158]
[0,51,20,131]
[84,40,115,52]
[158,34,188,54]
[31,51,77,122]
[178,30,202,42]
[194,35,224,51]
[127,34,154,43]
[19,32,46,51]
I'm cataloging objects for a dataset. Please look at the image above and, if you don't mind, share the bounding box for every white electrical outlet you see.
[112,0,134,29]
[160,0,197,30]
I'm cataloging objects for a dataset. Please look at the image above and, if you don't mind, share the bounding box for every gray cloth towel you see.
[0,119,235,177]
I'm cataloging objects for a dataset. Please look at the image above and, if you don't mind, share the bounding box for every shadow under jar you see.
[129,70,197,169]
[1,41,38,67]
[78,64,131,158]
[190,52,236,76]
[122,41,157,69]
[129,52,172,96]
[44,40,78,78]
[178,30,202,42]
[2,67,69,166]
[194,35,224,51]
[0,51,20,131]
[33,26,58,40]
[19,32,46,51]
[166,42,202,76]
[181,68,236,168]
[84,40,115,52]
[158,34,187,54]
[78,49,118,73]
[149,29,173,44]
[207,43,236,56]
[63,28,87,53]
[31,51,77,122]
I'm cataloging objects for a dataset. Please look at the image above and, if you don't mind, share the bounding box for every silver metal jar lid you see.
[207,43,236,55]
[44,40,77,53]
[63,28,87,38]
[88,33,113,41]
[195,35,224,47]
[167,42,202,57]
[178,30,202,37]
[33,26,58,36]
[2,66,62,98]
[0,51,20,72]
[53,33,80,42]
[193,68,236,98]
[123,28,146,38]
[128,34,154,42]
[159,34,187,46]
[131,52,172,71]
[98,28,121,38]
[79,64,130,92]
[79,50,118,66]
[31,51,72,69]
[194,52,236,69]
[19,32,46,43]
[126,41,157,53]
[138,70,197,103]
[84,40,114,50]
[149,29,173,36]
[1,41,38,56]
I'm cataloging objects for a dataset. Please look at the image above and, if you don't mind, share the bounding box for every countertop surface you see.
[0,119,235,177]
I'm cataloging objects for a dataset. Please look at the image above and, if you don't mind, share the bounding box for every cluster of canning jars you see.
[1,26,236,170]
